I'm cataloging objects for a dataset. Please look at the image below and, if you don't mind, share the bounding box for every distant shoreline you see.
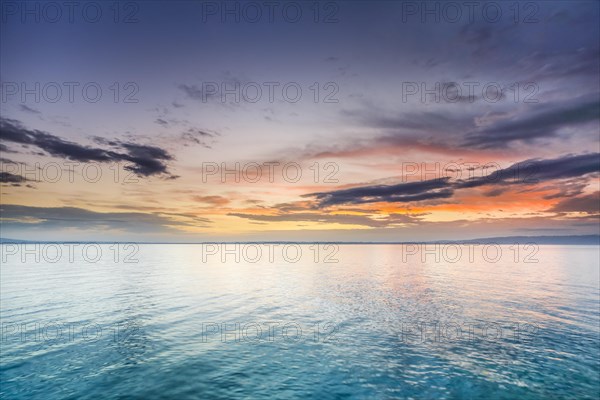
[1,235,598,245]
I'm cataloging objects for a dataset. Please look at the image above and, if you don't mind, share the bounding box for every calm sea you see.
[1,244,599,399]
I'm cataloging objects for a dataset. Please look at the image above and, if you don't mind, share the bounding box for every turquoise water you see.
[1,244,599,399]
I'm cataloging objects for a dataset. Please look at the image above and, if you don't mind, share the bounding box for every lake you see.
[1,244,599,399]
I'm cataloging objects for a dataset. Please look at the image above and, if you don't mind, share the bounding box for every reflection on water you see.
[1,244,599,399]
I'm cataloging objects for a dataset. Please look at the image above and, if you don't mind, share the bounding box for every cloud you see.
[181,128,218,148]
[344,107,474,135]
[464,97,600,148]
[454,152,600,189]
[308,178,454,207]
[148,109,219,148]
[0,118,175,177]
[178,73,245,104]
[482,188,507,197]
[229,212,423,228]
[0,204,209,232]
[0,161,35,187]
[0,172,29,184]
[19,105,41,114]
[192,195,230,206]
[179,84,211,101]
[118,142,174,176]
[439,82,480,103]
[307,153,599,207]
[549,192,600,214]
[541,179,588,200]
[323,91,599,161]
[519,46,600,81]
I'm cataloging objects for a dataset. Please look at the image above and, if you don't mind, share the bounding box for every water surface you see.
[1,244,599,399]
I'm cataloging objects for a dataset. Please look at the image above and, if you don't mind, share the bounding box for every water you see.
[1,244,599,399]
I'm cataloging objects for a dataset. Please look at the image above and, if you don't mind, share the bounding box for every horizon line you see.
[1,234,598,245]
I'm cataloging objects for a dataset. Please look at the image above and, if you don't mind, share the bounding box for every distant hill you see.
[439,235,600,245]
[0,238,31,243]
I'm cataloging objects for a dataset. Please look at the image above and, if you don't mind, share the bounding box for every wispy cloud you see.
[0,204,210,232]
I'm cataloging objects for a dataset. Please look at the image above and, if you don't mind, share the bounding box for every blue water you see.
[1,244,599,399]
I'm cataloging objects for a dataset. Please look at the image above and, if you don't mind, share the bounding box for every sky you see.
[0,0,599,242]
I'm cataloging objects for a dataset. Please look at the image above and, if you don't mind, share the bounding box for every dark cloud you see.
[483,188,507,197]
[308,178,454,207]
[0,172,29,184]
[549,192,600,215]
[439,82,479,103]
[455,153,600,189]
[464,97,600,148]
[0,142,21,154]
[118,142,173,176]
[0,118,175,178]
[541,179,588,200]
[91,137,120,147]
[308,153,599,207]
[319,93,598,162]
